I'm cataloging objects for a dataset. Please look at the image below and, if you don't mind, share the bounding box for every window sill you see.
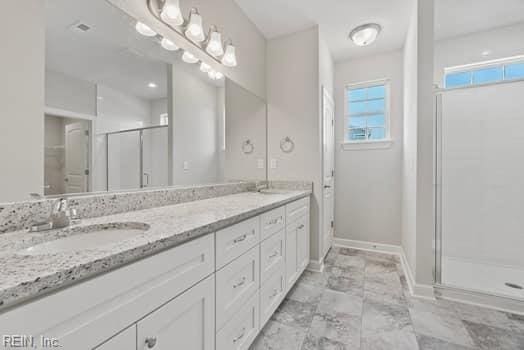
[341,139,393,151]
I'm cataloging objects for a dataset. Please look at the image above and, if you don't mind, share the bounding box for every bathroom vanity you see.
[0,188,310,350]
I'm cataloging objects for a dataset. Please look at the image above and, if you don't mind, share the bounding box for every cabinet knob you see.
[145,337,157,348]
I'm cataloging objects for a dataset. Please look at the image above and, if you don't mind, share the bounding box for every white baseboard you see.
[435,285,524,315]
[334,237,435,300]
[307,259,325,273]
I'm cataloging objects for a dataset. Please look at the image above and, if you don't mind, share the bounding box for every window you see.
[444,56,524,88]
[345,80,389,143]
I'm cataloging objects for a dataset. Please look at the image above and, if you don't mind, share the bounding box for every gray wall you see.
[267,27,323,262]
[0,0,45,202]
[334,50,404,245]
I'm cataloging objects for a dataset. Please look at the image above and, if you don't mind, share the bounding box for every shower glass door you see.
[437,80,524,299]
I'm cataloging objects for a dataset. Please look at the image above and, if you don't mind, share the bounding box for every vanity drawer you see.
[260,206,285,240]
[260,229,285,283]
[216,246,260,330]
[216,216,260,269]
[286,197,309,224]
[216,290,259,350]
[260,266,286,327]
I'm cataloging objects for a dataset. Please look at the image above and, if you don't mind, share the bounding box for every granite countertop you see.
[0,190,310,311]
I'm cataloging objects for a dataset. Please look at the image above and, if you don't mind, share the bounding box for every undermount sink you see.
[19,222,150,256]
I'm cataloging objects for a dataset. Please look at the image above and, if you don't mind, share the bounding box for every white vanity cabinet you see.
[0,195,310,350]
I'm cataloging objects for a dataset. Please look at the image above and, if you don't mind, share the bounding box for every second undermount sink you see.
[18,222,150,256]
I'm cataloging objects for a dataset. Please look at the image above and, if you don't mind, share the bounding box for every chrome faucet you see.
[30,198,79,232]
[255,181,269,192]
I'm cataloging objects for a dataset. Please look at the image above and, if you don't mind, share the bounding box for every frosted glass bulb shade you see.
[200,62,211,73]
[349,23,381,46]
[206,31,224,57]
[208,70,217,80]
[185,11,205,43]
[160,0,183,26]
[182,51,199,64]
[135,21,156,37]
[221,44,237,67]
[215,72,224,80]
[160,38,179,51]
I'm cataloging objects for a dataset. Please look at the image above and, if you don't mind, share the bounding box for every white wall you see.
[0,0,45,202]
[45,70,97,116]
[434,23,524,86]
[335,50,403,245]
[267,27,323,261]
[224,79,266,181]
[169,62,220,186]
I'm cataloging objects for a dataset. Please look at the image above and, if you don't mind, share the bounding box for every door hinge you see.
[331,220,334,228]
[84,169,90,175]
[331,170,334,177]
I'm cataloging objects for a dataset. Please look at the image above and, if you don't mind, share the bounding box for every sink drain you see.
[505,282,523,290]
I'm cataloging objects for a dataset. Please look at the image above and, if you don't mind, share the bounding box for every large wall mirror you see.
[36,0,267,199]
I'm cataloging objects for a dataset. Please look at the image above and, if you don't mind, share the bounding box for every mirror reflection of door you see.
[44,115,90,196]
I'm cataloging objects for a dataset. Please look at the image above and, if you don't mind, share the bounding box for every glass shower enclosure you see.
[104,125,168,192]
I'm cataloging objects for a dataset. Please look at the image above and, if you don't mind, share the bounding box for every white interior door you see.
[65,122,89,193]
[322,87,335,259]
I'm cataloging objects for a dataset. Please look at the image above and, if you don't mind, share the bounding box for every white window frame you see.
[342,78,392,150]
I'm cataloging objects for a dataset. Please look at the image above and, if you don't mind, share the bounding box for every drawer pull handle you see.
[145,337,157,348]
[233,327,246,343]
[268,216,283,226]
[233,234,247,244]
[269,251,279,259]
[270,288,279,298]
[233,276,247,289]
[298,224,305,229]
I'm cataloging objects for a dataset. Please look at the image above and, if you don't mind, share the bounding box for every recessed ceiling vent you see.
[70,21,92,34]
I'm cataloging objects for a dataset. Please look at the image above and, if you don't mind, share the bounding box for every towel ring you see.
[280,136,295,153]
[242,139,254,154]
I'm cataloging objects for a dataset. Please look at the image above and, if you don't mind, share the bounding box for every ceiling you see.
[234,0,414,61]
[435,0,524,40]
[234,0,524,62]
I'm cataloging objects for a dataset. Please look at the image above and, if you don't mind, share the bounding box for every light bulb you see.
[221,43,237,67]
[206,30,224,57]
[182,51,199,64]
[200,62,211,73]
[160,0,183,26]
[160,37,179,51]
[185,9,205,43]
[135,21,156,37]
[215,72,224,80]
[208,70,217,80]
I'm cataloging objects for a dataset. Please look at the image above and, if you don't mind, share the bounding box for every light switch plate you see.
[183,161,189,171]
[257,159,264,169]
[270,158,278,169]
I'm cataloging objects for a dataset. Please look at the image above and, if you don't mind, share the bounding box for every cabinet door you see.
[94,326,136,350]
[285,221,298,288]
[296,215,310,273]
[137,275,215,350]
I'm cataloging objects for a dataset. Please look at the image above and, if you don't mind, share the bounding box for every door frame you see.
[45,106,96,193]
[321,86,335,261]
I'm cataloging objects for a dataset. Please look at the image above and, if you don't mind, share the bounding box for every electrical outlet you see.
[257,159,264,169]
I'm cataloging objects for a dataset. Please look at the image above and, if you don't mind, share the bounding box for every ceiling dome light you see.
[135,21,157,37]
[160,37,179,51]
[206,26,224,57]
[200,62,211,73]
[349,23,381,46]
[160,0,183,26]
[182,50,199,64]
[221,41,237,67]
[185,8,205,43]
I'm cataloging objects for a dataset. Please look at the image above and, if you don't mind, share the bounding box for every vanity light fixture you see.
[349,23,381,46]
[160,37,179,51]
[148,82,158,88]
[208,70,224,80]
[135,21,157,37]
[221,40,237,67]
[182,50,199,64]
[160,0,183,26]
[200,62,211,73]
[185,8,205,43]
[215,72,224,80]
[206,26,224,57]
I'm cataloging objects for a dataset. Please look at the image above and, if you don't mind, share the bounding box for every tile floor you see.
[251,247,524,350]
